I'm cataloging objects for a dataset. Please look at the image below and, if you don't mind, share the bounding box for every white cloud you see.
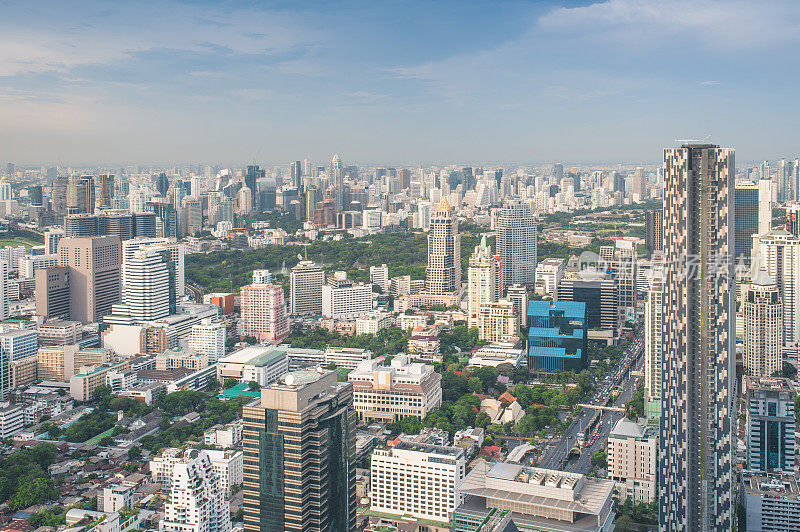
[538,0,800,50]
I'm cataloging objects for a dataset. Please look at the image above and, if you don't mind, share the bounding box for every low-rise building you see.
[407,325,441,361]
[371,442,467,524]
[468,342,525,368]
[606,417,656,503]
[323,347,373,369]
[455,461,615,532]
[0,402,23,438]
[216,345,289,387]
[355,312,393,336]
[155,349,210,372]
[0,329,38,362]
[348,356,442,422]
[69,361,131,401]
[37,320,81,346]
[10,355,38,388]
[742,471,800,532]
[204,420,243,449]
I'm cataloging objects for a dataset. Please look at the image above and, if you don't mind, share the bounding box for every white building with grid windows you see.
[188,319,226,362]
[370,441,466,524]
[160,449,231,532]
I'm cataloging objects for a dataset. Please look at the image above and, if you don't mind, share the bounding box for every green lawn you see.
[0,239,36,250]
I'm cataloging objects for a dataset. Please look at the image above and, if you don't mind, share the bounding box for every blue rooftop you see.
[528,300,586,318]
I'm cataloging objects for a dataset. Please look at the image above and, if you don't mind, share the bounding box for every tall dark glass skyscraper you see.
[242,370,357,532]
[734,180,759,260]
[660,144,734,532]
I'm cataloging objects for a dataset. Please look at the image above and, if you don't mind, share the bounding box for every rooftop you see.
[742,472,800,500]
[219,345,288,366]
[609,417,649,439]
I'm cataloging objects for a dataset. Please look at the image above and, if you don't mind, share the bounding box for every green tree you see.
[223,378,238,389]
[248,381,260,391]
[99,435,115,447]
[591,450,608,469]
[9,477,58,509]
[127,446,142,461]
[399,416,422,435]
[468,377,482,394]
[615,515,637,532]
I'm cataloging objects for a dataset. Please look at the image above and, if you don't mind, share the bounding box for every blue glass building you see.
[527,300,588,371]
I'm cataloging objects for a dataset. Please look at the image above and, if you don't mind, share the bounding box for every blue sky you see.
[1,0,799,166]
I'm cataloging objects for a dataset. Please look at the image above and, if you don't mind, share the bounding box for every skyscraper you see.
[644,272,663,426]
[755,229,800,355]
[734,180,759,260]
[660,144,734,531]
[290,260,324,315]
[240,283,290,342]
[242,369,357,532]
[426,197,460,294]
[37,236,122,323]
[66,175,95,214]
[496,199,537,287]
[329,154,343,209]
[744,376,796,473]
[244,165,264,212]
[122,249,172,321]
[467,236,500,328]
[160,449,231,532]
[155,172,169,198]
[742,269,782,378]
[644,209,664,255]
[290,160,302,191]
[96,173,114,210]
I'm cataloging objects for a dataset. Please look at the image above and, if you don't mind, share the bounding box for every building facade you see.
[743,269,783,377]
[426,197,460,294]
[607,417,656,503]
[242,370,357,532]
[240,283,290,342]
[347,356,442,422]
[744,377,795,473]
[289,260,324,316]
[660,144,734,531]
[527,300,587,372]
[496,199,538,287]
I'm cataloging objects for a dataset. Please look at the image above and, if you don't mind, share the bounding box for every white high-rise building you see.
[758,178,772,237]
[289,260,324,316]
[534,258,565,296]
[122,237,185,298]
[159,449,231,532]
[756,229,800,356]
[644,271,663,424]
[44,228,64,255]
[0,260,10,322]
[742,269,782,378]
[123,249,171,321]
[496,199,538,287]
[467,236,500,328]
[370,442,466,524]
[252,269,271,285]
[321,271,372,319]
[369,264,389,293]
[188,319,226,362]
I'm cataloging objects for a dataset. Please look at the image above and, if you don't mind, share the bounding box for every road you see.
[537,332,644,472]
[186,282,203,303]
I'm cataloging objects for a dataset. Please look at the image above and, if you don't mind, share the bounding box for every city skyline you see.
[3,0,800,165]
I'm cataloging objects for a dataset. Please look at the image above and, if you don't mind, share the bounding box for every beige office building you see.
[606,417,657,503]
[35,236,122,323]
[37,345,112,381]
[476,299,517,343]
[347,356,442,422]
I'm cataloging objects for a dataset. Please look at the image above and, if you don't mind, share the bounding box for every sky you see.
[1,0,799,166]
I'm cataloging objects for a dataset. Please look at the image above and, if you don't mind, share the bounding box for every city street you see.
[537,332,644,472]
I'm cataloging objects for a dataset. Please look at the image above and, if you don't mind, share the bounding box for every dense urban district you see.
[0,151,795,532]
